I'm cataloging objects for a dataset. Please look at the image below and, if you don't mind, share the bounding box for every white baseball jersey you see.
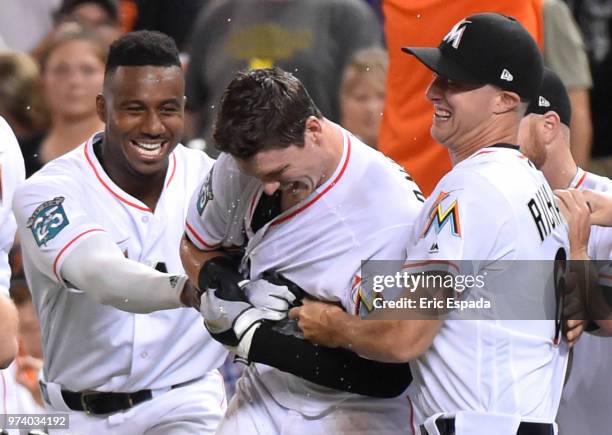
[186,127,424,416]
[556,168,612,435]
[0,117,25,296]
[13,133,227,393]
[404,145,570,428]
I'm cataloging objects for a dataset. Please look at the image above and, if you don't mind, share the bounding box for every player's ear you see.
[96,94,107,124]
[542,111,561,142]
[304,116,323,146]
[493,90,521,114]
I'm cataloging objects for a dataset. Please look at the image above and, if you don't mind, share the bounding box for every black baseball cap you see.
[526,67,571,126]
[402,13,543,102]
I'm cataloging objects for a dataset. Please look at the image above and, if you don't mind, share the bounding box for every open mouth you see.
[433,107,451,120]
[130,140,167,160]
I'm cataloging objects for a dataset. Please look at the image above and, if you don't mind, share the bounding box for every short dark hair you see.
[105,30,181,79]
[55,0,120,24]
[213,67,322,159]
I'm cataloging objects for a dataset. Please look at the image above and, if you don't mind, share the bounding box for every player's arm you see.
[0,294,18,368]
[248,322,413,398]
[59,233,191,313]
[290,297,443,363]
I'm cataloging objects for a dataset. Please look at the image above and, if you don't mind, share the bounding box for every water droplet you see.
[33,153,38,158]
[366,67,370,72]
[227,18,232,22]
[124,298,129,302]
[294,68,299,73]
[379,112,384,117]
[417,13,422,18]
[26,105,31,111]
[211,105,215,109]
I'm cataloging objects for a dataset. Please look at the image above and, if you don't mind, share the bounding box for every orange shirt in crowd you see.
[380,0,544,195]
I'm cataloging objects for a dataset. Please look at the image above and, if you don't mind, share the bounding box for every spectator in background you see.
[569,0,612,177]
[185,0,381,154]
[23,26,107,177]
[133,0,208,53]
[339,47,387,149]
[543,0,593,169]
[379,0,591,195]
[53,0,123,44]
[0,52,48,143]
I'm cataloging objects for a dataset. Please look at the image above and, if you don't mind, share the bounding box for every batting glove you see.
[244,271,306,316]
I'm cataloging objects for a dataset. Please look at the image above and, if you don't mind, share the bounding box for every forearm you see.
[61,234,185,313]
[180,234,226,287]
[328,311,441,363]
[249,323,412,398]
[0,295,18,368]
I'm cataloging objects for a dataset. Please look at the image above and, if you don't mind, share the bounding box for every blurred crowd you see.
[0,0,608,430]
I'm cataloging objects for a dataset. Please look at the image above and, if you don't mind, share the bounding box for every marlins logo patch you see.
[26,197,69,246]
[197,167,214,215]
[421,191,462,238]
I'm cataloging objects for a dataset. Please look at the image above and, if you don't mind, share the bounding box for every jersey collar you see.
[83,132,177,213]
[569,167,587,189]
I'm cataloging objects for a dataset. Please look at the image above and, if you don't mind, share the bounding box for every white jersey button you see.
[141,216,150,223]
[140,351,148,359]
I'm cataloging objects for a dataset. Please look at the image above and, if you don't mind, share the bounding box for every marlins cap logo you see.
[443,19,471,49]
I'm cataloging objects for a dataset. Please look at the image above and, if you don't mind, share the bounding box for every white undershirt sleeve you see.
[61,232,186,313]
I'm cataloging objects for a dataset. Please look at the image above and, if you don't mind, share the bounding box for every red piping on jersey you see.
[185,221,221,250]
[53,228,106,282]
[473,149,496,158]
[270,135,352,226]
[84,144,151,212]
[248,188,261,224]
[407,395,416,435]
[402,260,460,274]
[574,171,587,189]
[165,153,177,188]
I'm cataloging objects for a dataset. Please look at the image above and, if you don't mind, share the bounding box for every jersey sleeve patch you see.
[26,196,70,246]
[421,191,462,238]
[197,166,214,215]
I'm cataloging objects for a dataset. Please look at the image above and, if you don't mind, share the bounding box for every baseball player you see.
[12,31,227,434]
[291,14,572,434]
[0,117,26,434]
[517,67,612,435]
[180,67,424,433]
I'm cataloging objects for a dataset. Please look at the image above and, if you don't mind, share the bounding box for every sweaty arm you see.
[60,233,186,313]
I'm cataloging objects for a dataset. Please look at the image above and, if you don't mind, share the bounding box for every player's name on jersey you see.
[528,183,564,242]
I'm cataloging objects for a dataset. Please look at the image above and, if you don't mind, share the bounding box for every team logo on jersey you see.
[197,167,214,215]
[26,197,69,246]
[443,19,471,49]
[421,191,462,238]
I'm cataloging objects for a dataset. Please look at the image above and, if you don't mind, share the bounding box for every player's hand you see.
[554,189,591,260]
[563,270,587,348]
[244,271,306,316]
[582,189,612,227]
[289,298,345,347]
[200,275,285,358]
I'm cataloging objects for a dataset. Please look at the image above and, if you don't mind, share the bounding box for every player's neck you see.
[448,119,518,165]
[541,145,577,190]
[96,140,166,212]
